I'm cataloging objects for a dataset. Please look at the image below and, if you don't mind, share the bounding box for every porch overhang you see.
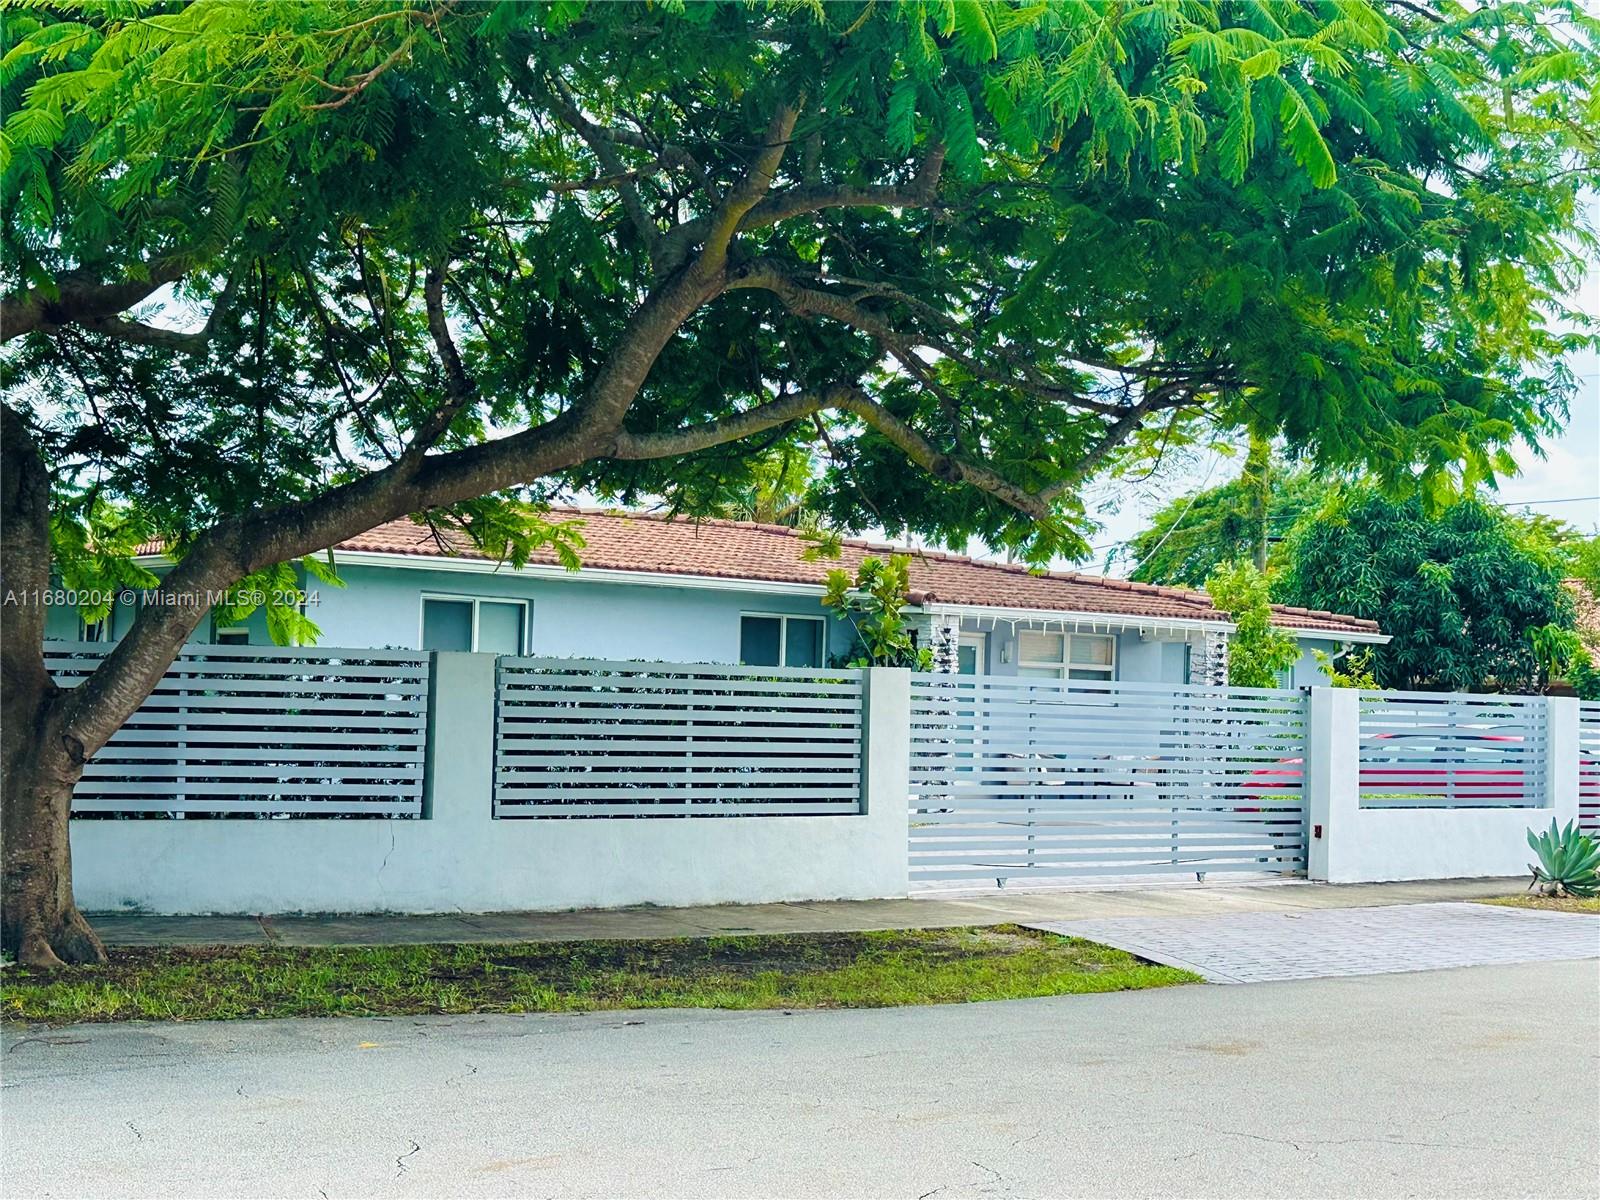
[923,601,1389,645]
[923,601,1234,641]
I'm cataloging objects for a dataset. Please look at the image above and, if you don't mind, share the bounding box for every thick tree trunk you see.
[1,406,106,966]
[1,687,101,967]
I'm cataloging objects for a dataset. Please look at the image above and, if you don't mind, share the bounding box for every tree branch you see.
[402,263,477,457]
[731,263,1139,416]
[611,387,840,459]
[656,143,944,275]
[3,257,200,344]
[612,381,1052,521]
[1038,384,1200,502]
[544,75,664,266]
[305,2,455,111]
[830,387,1051,520]
[69,270,244,353]
[689,96,804,280]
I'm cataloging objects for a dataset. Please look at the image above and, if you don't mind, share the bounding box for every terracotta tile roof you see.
[330,508,1381,638]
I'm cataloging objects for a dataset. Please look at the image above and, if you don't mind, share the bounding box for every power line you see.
[1496,495,1600,506]
[1107,452,1226,567]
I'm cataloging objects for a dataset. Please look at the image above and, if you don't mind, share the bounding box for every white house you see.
[57,507,1386,681]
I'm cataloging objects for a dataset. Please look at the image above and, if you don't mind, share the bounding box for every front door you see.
[957,632,987,675]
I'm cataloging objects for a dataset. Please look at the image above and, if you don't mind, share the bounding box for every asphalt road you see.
[3,961,1597,1199]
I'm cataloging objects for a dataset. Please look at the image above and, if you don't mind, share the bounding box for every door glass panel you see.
[1069,635,1114,666]
[741,616,782,666]
[784,618,823,668]
[1018,631,1064,664]
[477,602,524,655]
[957,643,979,674]
[422,599,473,652]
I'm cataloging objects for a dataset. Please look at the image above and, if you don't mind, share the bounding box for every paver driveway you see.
[1030,900,1600,983]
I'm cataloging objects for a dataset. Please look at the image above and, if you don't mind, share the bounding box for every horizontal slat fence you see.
[1357,690,1546,809]
[1581,702,1600,835]
[908,675,1308,883]
[48,643,428,817]
[495,658,864,817]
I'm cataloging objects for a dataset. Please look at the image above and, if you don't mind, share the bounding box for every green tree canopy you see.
[1123,451,1332,587]
[2,0,1598,965]
[1277,489,1577,692]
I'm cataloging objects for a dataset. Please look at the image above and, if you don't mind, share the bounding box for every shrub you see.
[1526,819,1600,898]
[822,554,933,670]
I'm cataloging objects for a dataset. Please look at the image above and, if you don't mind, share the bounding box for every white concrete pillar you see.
[862,666,911,897]
[1306,687,1360,881]
[1544,695,1580,828]
[424,651,498,827]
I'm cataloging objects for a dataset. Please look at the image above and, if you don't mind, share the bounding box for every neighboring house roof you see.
[324,508,1382,640]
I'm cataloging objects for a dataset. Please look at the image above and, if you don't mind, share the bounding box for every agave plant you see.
[1526,819,1600,898]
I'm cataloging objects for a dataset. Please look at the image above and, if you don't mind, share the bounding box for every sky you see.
[1051,227,1600,578]
[1071,351,1599,578]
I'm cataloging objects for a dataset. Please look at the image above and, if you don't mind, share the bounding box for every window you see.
[957,632,987,675]
[215,627,251,646]
[80,617,111,643]
[740,614,825,668]
[421,596,528,654]
[1016,630,1115,680]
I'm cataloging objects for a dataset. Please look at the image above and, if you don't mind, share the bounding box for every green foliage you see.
[1527,621,1583,687]
[49,496,159,625]
[1567,658,1600,703]
[798,525,846,563]
[670,447,815,527]
[433,502,587,572]
[1525,819,1600,899]
[1314,647,1378,690]
[1568,535,1600,594]
[1204,559,1299,688]
[1125,456,1332,586]
[822,554,932,669]
[207,560,330,648]
[1278,489,1578,693]
[2,0,1596,597]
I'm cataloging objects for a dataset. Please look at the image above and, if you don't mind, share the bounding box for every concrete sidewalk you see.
[87,877,1526,947]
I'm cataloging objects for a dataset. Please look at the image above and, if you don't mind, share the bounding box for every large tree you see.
[2,1,1596,964]
[1122,443,1333,586]
[1277,489,1577,692]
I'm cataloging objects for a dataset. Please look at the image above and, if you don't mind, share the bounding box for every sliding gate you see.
[908,674,1309,885]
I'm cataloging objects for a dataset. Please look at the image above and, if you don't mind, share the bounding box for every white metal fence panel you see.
[908,675,1308,883]
[48,643,428,817]
[1357,690,1546,809]
[495,658,864,817]
[1581,701,1600,835]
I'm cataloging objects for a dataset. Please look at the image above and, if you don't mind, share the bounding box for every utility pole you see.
[1243,431,1271,571]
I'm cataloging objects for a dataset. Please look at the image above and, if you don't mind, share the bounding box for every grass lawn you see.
[1,926,1197,1025]
[1477,894,1600,914]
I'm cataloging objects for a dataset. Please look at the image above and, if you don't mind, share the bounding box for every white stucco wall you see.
[48,554,1362,689]
[1288,638,1344,688]
[70,655,910,915]
[309,564,863,663]
[1307,689,1580,883]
